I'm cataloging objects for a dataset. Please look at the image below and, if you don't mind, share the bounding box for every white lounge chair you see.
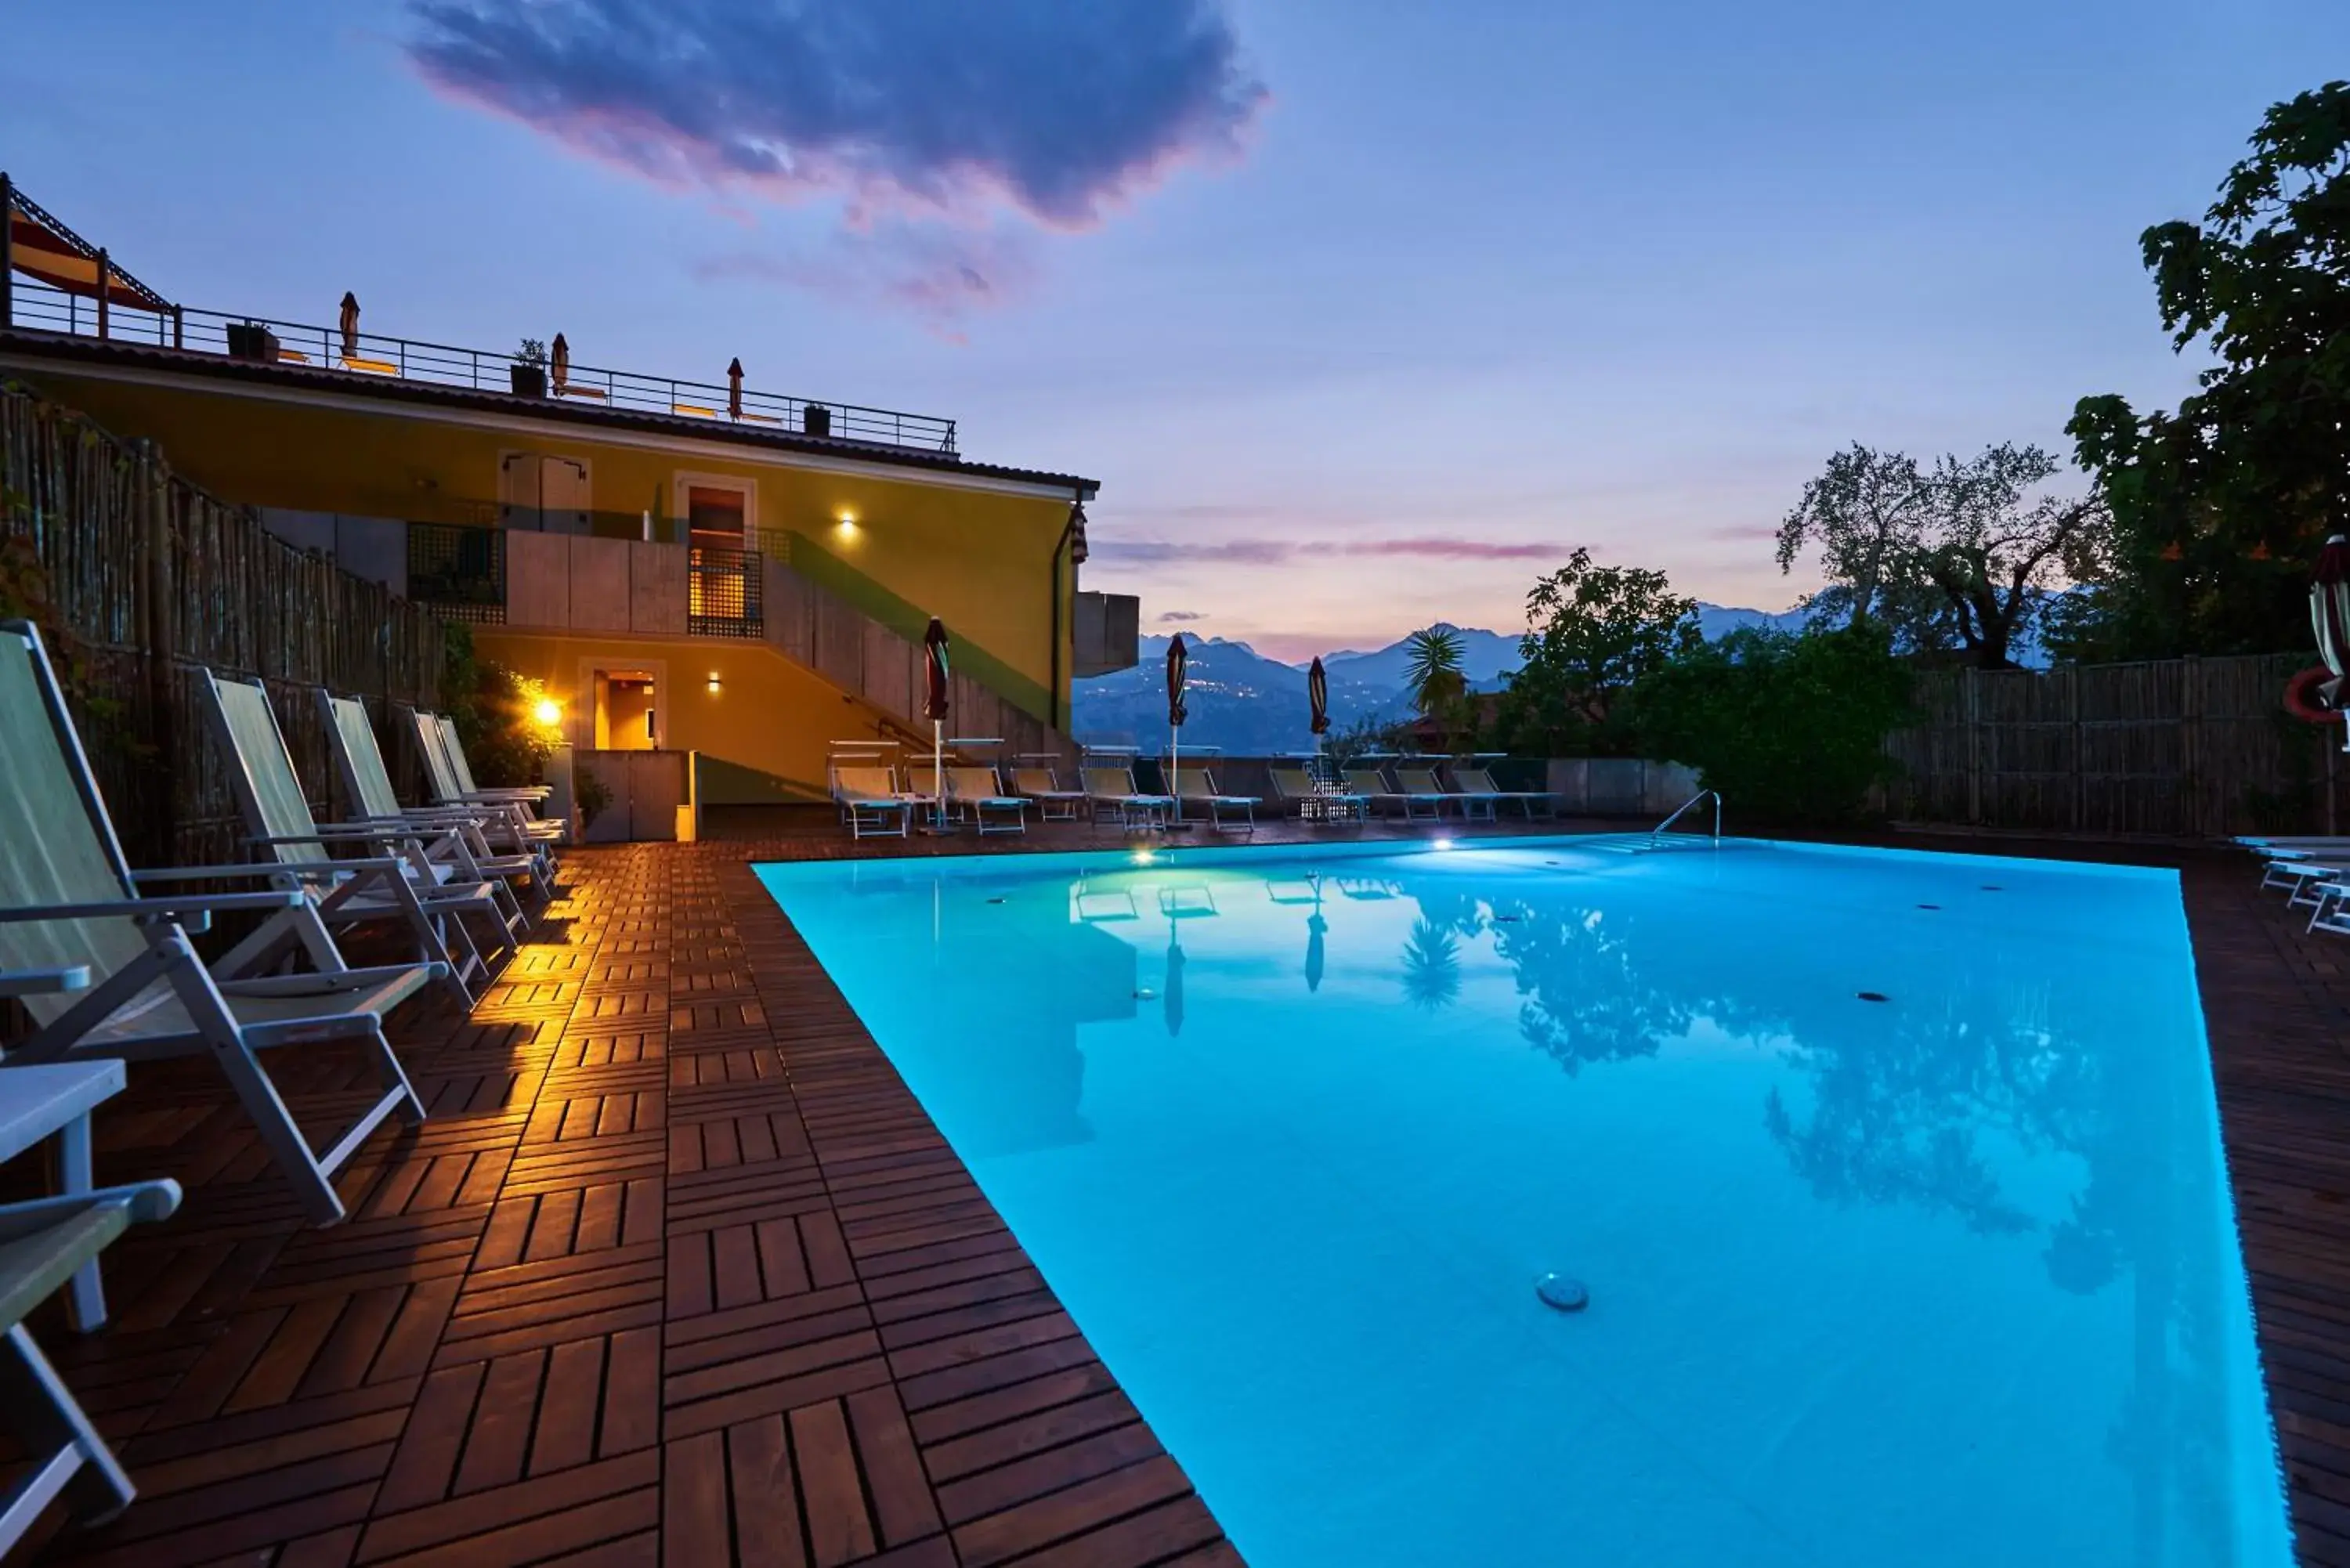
[1010,766,1086,822]
[0,1175,181,1552]
[1082,766,1172,829]
[1343,767,1413,819]
[1174,770,1259,833]
[0,620,434,1226]
[1269,766,1368,824]
[833,765,915,839]
[318,690,553,908]
[202,672,517,1006]
[1453,765,1554,818]
[947,766,1028,835]
[1399,766,1495,822]
[410,711,566,864]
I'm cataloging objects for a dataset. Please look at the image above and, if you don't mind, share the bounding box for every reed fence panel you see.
[2,381,447,867]
[1884,654,2340,838]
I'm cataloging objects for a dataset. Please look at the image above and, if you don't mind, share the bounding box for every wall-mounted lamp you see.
[834,510,859,534]
[706,672,722,694]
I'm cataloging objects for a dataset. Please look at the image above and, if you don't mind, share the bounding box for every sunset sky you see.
[8,1,2347,660]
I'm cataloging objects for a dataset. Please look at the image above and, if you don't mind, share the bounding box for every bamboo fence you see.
[2,380,446,866]
[1883,654,2341,838]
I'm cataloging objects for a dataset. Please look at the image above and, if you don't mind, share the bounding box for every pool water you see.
[757,836,2290,1567]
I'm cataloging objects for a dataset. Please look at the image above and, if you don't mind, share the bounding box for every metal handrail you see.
[1650,788,1722,844]
[1,276,958,455]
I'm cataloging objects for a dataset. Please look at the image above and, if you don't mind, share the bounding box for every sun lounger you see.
[1010,766,1086,822]
[202,673,517,1005]
[1452,765,1554,818]
[1399,766,1496,822]
[1269,767,1368,823]
[1342,768,1413,819]
[319,691,553,906]
[833,765,915,839]
[0,1175,182,1552]
[410,711,567,863]
[1082,767,1172,829]
[947,767,1029,835]
[0,620,434,1226]
[1174,770,1258,833]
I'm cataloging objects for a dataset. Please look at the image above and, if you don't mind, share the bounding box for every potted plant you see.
[802,403,832,438]
[511,338,548,398]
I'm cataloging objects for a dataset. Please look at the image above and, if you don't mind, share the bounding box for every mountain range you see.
[1072,605,1818,753]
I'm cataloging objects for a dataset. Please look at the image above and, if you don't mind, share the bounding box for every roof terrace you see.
[1,273,960,457]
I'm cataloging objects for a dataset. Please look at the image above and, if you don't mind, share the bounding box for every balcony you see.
[3,274,958,455]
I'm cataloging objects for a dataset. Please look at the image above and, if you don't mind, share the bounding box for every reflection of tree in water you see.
[1764,985,2103,1238]
[1399,919,1462,1010]
[1430,872,2250,1537]
[1484,894,1696,1075]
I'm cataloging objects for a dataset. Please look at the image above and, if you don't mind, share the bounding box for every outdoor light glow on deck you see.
[1433,837,1457,851]
[1131,849,1157,865]
[532,698,562,727]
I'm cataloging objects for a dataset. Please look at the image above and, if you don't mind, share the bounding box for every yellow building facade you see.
[0,316,1133,816]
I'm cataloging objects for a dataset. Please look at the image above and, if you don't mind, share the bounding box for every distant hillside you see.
[1072,600,2045,753]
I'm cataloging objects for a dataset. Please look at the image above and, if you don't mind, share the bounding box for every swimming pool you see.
[757,836,2290,1567]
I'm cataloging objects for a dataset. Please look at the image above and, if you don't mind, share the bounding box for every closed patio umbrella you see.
[1167,634,1188,820]
[924,618,950,829]
[1308,656,1330,745]
[1164,930,1185,1037]
[551,332,569,396]
[339,291,359,359]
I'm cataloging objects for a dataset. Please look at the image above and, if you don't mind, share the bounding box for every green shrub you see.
[1626,623,1913,825]
[439,622,560,788]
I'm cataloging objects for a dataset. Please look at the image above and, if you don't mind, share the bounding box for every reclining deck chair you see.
[410,711,566,867]
[947,766,1029,835]
[1451,764,1554,818]
[202,673,516,1006]
[833,765,914,840]
[1173,770,1259,833]
[0,621,434,1226]
[1270,766,1368,824]
[319,691,552,909]
[1343,767,1414,820]
[0,1173,181,1552]
[1400,765,1497,822]
[1010,764,1086,822]
[1083,766,1173,829]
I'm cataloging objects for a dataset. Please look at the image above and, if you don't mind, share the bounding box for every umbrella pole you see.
[1170,732,1180,827]
[933,721,945,830]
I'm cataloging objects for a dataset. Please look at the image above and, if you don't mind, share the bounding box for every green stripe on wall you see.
[769,529,1057,724]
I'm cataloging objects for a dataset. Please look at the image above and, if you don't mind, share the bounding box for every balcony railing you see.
[2,276,958,455]
[403,522,766,639]
[689,545,763,638]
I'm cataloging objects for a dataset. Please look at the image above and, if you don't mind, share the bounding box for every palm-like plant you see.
[1401,919,1462,1011]
[1403,626,1466,717]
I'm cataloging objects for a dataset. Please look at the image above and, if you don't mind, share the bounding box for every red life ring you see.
[2283,665,2339,724]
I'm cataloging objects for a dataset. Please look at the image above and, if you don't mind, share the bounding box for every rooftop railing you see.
[1,276,958,455]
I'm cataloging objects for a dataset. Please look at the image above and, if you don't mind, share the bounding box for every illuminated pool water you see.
[756,836,2290,1567]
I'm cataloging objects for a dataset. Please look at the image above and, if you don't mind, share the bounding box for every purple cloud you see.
[1158,609,1207,622]
[404,1,1266,227]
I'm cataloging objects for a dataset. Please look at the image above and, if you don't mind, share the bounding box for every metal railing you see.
[689,545,763,638]
[2,276,958,455]
[407,522,506,624]
[1650,788,1722,844]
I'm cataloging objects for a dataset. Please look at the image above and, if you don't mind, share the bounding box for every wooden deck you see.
[2,818,2347,1566]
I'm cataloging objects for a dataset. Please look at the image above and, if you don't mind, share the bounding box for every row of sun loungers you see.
[828,757,1557,838]
[2240,834,2350,937]
[0,620,572,1552]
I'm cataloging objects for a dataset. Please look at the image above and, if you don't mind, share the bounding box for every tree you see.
[1499,548,1698,754]
[1401,625,1473,753]
[1626,623,1913,824]
[1915,443,2111,670]
[1774,444,1943,649]
[1777,442,2112,668]
[2060,81,2350,659]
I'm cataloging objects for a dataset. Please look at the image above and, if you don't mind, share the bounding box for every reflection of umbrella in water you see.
[1305,912,1328,992]
[1163,930,1186,1037]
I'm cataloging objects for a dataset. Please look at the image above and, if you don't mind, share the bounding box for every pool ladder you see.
[1649,789,1722,847]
